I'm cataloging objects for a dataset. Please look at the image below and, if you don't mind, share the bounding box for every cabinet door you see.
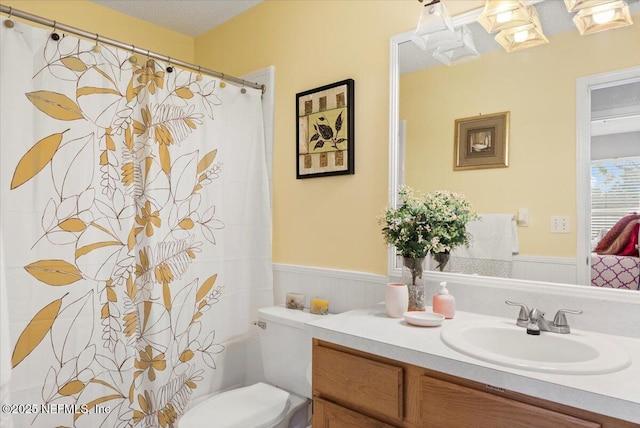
[313,345,403,421]
[420,376,601,428]
[313,397,398,428]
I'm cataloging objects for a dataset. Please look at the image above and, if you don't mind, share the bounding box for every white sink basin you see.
[441,321,631,375]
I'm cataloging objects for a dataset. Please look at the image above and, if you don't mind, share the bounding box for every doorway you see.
[576,66,640,286]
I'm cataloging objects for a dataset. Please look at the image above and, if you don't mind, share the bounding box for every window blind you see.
[590,157,640,239]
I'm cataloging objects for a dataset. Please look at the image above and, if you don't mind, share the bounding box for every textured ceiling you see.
[90,0,262,37]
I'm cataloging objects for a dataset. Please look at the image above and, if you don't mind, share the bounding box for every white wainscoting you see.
[273,261,640,338]
[273,264,387,313]
[274,255,577,311]
[512,255,577,284]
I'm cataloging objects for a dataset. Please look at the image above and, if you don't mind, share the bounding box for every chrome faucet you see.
[526,308,548,335]
[505,301,582,335]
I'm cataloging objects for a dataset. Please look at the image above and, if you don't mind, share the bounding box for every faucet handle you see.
[553,309,583,328]
[505,301,530,327]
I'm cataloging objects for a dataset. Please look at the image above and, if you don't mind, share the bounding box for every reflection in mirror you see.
[389,0,640,289]
[576,67,640,288]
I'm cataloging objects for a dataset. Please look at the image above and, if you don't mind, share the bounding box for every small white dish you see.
[403,311,445,327]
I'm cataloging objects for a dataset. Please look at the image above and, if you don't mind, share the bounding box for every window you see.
[590,157,640,239]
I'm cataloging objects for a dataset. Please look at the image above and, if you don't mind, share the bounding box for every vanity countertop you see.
[305,305,640,424]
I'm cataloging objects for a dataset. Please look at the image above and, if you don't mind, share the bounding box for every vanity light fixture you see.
[566,0,633,35]
[494,5,549,52]
[412,0,459,51]
[477,0,535,33]
[432,25,480,65]
[411,28,462,51]
[564,0,619,12]
[412,0,480,66]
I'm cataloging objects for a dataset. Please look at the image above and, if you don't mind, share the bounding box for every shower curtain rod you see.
[0,4,266,93]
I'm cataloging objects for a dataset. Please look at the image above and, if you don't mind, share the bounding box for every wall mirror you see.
[388,0,640,290]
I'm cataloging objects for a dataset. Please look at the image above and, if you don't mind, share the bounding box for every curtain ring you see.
[241,80,247,94]
[166,57,173,73]
[4,7,15,28]
[129,45,138,64]
[220,73,226,88]
[51,21,60,41]
[92,33,101,52]
[196,66,203,82]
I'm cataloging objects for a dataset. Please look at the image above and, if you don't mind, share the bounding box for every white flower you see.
[378,185,478,258]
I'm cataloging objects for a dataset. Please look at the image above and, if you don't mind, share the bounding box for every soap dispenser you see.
[433,281,455,319]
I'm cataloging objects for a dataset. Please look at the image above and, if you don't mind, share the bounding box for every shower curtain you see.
[0,21,272,428]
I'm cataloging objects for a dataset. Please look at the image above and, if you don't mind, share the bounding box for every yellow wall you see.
[2,0,424,275]
[2,0,194,62]
[4,1,637,272]
[401,21,640,257]
[195,0,420,274]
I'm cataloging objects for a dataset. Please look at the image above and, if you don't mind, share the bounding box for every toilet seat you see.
[179,382,290,428]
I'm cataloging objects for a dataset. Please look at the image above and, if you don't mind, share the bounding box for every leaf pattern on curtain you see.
[9,34,227,428]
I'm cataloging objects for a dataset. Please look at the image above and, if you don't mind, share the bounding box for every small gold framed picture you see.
[454,111,509,170]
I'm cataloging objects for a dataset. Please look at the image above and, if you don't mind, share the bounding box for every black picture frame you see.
[296,79,355,179]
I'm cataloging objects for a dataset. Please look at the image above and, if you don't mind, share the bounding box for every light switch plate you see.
[517,208,529,227]
[551,216,570,233]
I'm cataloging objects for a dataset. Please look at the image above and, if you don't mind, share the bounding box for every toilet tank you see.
[258,306,326,399]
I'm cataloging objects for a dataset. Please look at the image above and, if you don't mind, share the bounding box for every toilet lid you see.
[179,382,290,428]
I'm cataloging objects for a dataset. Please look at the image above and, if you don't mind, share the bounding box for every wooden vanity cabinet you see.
[312,339,637,428]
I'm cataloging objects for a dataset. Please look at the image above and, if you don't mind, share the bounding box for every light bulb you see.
[496,11,513,24]
[593,9,615,24]
[514,29,529,43]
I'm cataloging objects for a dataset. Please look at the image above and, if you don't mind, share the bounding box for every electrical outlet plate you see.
[551,216,570,233]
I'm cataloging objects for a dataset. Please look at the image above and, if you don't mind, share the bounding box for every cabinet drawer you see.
[313,345,403,421]
[420,376,600,428]
[313,397,397,428]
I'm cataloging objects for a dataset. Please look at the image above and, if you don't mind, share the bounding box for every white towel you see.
[0,229,12,428]
[452,214,518,261]
[447,214,518,278]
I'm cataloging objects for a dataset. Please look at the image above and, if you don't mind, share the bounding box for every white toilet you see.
[178,306,324,428]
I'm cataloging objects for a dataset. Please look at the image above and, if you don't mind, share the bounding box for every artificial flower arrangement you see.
[378,186,478,260]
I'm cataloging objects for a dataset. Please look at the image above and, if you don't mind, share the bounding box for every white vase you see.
[385,282,409,318]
